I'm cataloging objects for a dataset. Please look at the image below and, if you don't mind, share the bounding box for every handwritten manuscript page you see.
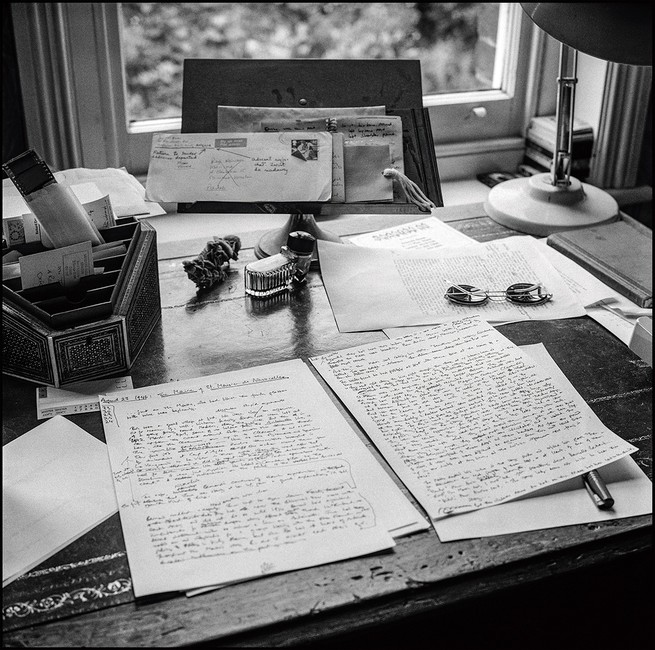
[431,344,652,540]
[99,360,426,597]
[309,315,637,519]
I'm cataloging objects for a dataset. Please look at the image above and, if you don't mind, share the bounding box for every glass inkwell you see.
[244,230,316,298]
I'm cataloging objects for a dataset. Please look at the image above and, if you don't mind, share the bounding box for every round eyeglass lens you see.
[505,282,552,304]
[445,284,488,305]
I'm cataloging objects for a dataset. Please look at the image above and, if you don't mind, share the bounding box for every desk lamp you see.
[485,3,652,236]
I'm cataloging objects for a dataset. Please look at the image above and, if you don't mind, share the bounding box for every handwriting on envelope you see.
[145,132,333,203]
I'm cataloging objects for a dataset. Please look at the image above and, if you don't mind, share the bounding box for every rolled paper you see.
[3,149,105,249]
[25,183,105,248]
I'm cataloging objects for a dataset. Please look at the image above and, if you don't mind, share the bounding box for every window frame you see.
[13,2,543,178]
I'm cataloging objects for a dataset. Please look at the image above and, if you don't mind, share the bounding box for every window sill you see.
[435,137,525,182]
[441,179,491,206]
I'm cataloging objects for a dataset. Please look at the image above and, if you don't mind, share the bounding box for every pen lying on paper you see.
[582,469,614,510]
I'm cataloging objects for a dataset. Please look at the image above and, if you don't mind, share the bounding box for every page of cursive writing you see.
[310,315,637,519]
[99,359,425,597]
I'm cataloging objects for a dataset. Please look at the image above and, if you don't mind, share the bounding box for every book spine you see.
[523,146,553,170]
[523,146,590,180]
[529,116,593,138]
[517,162,543,176]
[525,135,593,161]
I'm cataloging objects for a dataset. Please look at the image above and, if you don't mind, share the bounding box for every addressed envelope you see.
[259,122,346,203]
[145,132,333,203]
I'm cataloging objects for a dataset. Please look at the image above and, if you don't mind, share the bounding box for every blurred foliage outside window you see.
[120,2,496,123]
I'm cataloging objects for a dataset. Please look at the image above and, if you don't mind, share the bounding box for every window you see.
[121,3,508,122]
[12,3,539,178]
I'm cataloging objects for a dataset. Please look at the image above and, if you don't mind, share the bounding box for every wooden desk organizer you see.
[2,218,161,387]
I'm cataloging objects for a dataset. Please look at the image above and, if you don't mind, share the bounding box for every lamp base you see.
[485,173,619,236]
[254,212,340,261]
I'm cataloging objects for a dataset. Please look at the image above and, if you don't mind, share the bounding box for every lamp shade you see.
[520,3,652,66]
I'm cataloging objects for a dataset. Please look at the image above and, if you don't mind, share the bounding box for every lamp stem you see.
[552,43,578,187]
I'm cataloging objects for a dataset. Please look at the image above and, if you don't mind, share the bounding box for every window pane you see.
[120,2,502,123]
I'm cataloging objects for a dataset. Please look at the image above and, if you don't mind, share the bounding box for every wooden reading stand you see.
[178,59,443,258]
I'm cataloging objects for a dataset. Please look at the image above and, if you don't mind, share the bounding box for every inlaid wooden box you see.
[2,218,161,387]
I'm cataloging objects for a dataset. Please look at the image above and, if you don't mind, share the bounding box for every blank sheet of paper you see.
[309,315,637,519]
[2,416,118,587]
[99,359,424,597]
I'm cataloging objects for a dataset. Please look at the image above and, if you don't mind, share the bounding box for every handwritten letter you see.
[309,316,637,519]
[99,360,423,597]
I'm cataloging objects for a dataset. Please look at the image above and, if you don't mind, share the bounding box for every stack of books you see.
[521,115,594,181]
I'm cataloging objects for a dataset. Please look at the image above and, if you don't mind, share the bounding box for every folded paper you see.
[343,145,393,202]
[2,416,118,586]
[318,236,586,332]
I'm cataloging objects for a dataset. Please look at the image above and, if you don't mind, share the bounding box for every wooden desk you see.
[3,205,652,647]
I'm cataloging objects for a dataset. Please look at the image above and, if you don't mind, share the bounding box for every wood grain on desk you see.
[2,205,652,647]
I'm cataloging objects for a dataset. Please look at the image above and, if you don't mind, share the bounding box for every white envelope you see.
[145,132,333,203]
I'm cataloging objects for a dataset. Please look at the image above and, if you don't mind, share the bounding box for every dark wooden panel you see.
[181,59,424,132]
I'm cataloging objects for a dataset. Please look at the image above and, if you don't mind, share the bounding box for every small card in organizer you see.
[36,376,134,419]
[18,240,92,290]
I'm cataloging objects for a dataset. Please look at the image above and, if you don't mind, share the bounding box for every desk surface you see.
[2,204,652,647]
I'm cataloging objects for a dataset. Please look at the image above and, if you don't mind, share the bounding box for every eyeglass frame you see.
[444,282,553,306]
